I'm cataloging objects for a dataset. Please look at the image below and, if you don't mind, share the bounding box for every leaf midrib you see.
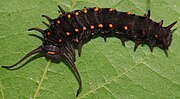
[33,61,51,99]
[77,57,147,99]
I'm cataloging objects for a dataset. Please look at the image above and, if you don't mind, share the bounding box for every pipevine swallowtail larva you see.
[2,6,177,97]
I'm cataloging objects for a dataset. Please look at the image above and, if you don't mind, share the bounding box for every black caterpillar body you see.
[2,6,177,97]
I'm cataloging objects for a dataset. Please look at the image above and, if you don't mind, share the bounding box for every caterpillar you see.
[1,6,177,97]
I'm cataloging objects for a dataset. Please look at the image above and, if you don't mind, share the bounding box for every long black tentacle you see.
[64,46,76,62]
[2,46,43,69]
[67,43,76,59]
[78,41,83,57]
[62,52,82,97]
[28,28,44,34]
[28,28,46,37]
[42,15,53,22]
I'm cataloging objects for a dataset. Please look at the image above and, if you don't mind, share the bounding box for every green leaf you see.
[0,0,180,99]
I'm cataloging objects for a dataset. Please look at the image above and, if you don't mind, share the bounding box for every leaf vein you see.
[33,61,51,99]
[78,58,146,98]
[143,62,180,86]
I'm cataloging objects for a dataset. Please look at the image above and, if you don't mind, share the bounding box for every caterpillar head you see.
[43,45,62,61]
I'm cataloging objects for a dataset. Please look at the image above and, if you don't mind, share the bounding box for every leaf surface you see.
[0,0,179,99]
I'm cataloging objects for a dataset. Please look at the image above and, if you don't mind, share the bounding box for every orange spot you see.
[83,8,87,13]
[47,32,51,35]
[98,24,103,28]
[90,25,94,29]
[127,11,132,15]
[58,39,62,42]
[74,28,79,32]
[154,34,158,38]
[109,8,113,12]
[83,27,87,30]
[159,22,163,26]
[124,26,128,30]
[75,38,79,42]
[57,20,60,24]
[67,14,71,18]
[48,51,55,55]
[109,24,113,28]
[75,12,79,16]
[94,7,99,12]
[66,32,70,36]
